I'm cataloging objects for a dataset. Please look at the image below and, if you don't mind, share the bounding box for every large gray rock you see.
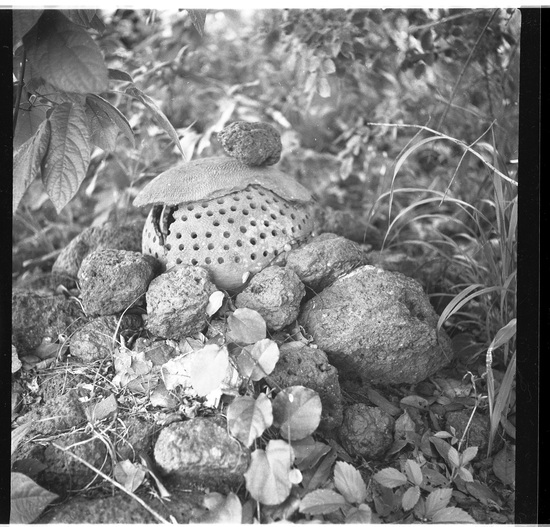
[235,266,305,331]
[299,265,453,385]
[145,266,215,339]
[154,418,250,493]
[266,341,343,431]
[52,221,144,285]
[285,233,367,291]
[78,249,159,316]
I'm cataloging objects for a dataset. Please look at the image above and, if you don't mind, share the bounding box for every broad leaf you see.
[108,68,134,83]
[402,485,420,511]
[10,472,58,524]
[125,85,185,158]
[333,461,367,504]
[429,436,453,464]
[460,446,478,466]
[424,487,452,517]
[13,92,48,150]
[457,466,474,482]
[188,344,229,396]
[227,394,273,447]
[41,102,91,212]
[86,393,117,423]
[404,459,423,486]
[161,355,192,391]
[345,503,372,523]
[13,10,43,47]
[23,11,108,93]
[113,459,146,492]
[206,290,225,317]
[493,443,515,486]
[272,386,322,440]
[200,492,242,523]
[431,507,476,523]
[187,9,207,37]
[244,440,295,505]
[446,445,461,468]
[302,447,337,491]
[86,94,135,146]
[13,119,50,211]
[61,9,96,28]
[373,467,408,489]
[238,339,279,381]
[299,489,346,515]
[85,98,119,151]
[227,308,266,345]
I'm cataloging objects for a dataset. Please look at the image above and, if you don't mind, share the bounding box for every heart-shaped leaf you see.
[10,472,58,524]
[227,393,273,447]
[272,386,322,440]
[227,308,266,345]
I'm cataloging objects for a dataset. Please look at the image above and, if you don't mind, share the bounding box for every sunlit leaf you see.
[431,507,476,523]
[373,467,407,488]
[86,94,135,146]
[424,487,452,517]
[13,10,43,47]
[345,503,372,523]
[227,308,266,345]
[113,459,146,492]
[272,386,322,440]
[200,492,241,523]
[334,461,367,504]
[10,472,58,524]
[188,344,229,396]
[227,394,273,447]
[299,489,346,515]
[187,9,207,37]
[404,459,423,486]
[493,443,515,486]
[402,485,420,511]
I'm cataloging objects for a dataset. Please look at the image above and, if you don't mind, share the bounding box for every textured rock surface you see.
[52,221,144,285]
[39,488,206,524]
[285,233,367,291]
[114,415,159,461]
[12,290,87,354]
[299,265,453,385]
[70,314,143,362]
[154,418,250,492]
[78,249,159,316]
[218,121,282,166]
[24,391,86,435]
[235,266,305,331]
[266,341,343,431]
[338,404,395,459]
[445,410,500,455]
[146,265,215,339]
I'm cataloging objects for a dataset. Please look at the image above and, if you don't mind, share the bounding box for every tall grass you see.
[370,125,517,455]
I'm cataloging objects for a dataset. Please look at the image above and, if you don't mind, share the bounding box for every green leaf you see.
[404,459,423,486]
[10,472,58,524]
[188,344,228,396]
[447,446,461,468]
[125,85,185,158]
[244,440,295,505]
[457,466,474,482]
[84,98,119,151]
[41,102,91,212]
[23,11,108,94]
[13,119,50,212]
[460,446,478,466]
[113,459,146,492]
[333,461,367,505]
[299,489,347,515]
[86,94,135,146]
[246,339,280,381]
[402,485,420,511]
[187,9,207,37]
[424,487,452,518]
[108,68,134,83]
[227,308,266,345]
[272,386,322,440]
[13,10,43,47]
[345,503,372,523]
[431,507,476,523]
[373,467,408,488]
[227,394,273,447]
[200,492,242,523]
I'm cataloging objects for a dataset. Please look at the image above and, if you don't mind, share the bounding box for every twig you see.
[50,442,171,524]
[408,9,491,32]
[13,47,27,136]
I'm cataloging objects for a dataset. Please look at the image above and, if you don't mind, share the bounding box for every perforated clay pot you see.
[133,156,315,291]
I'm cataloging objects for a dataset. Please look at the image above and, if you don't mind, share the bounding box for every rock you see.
[12,290,87,354]
[25,391,86,435]
[235,266,305,331]
[445,410,500,455]
[70,314,143,362]
[146,266,215,339]
[154,418,250,492]
[52,221,144,286]
[41,431,108,494]
[285,233,367,291]
[338,404,394,459]
[367,250,420,278]
[265,341,343,431]
[299,265,453,385]
[38,488,206,524]
[312,205,382,247]
[114,415,159,461]
[218,121,282,166]
[78,249,159,316]
[133,337,180,366]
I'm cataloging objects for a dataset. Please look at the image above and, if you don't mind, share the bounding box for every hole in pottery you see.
[258,190,265,196]
[250,203,257,209]
[166,243,172,250]
[272,230,277,236]
[217,198,224,204]
[208,243,214,250]
[195,212,202,219]
[223,245,230,250]
[260,233,267,239]
[290,213,296,220]
[153,236,157,243]
[270,213,277,220]
[201,202,208,208]
[298,224,302,230]
[206,232,212,238]
[181,215,188,221]
[237,240,243,247]
[234,256,241,263]
[291,227,296,234]
[223,231,230,238]
[228,218,235,224]
[218,257,224,264]
[243,209,249,216]
[191,232,198,239]
[179,244,185,250]
[205,257,212,264]
[246,194,253,200]
[240,226,247,233]
[230,205,237,212]
[213,220,220,227]
[193,244,200,250]
[219,209,226,215]
[232,195,240,201]
[263,250,268,257]
[250,238,257,245]
[250,220,257,226]
[176,232,182,239]
[191,259,198,265]
[279,209,285,215]
[251,253,256,260]
[206,210,214,217]
[176,257,182,264]
[261,205,267,211]
[263,220,270,227]
[154,252,158,258]
[273,249,279,256]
